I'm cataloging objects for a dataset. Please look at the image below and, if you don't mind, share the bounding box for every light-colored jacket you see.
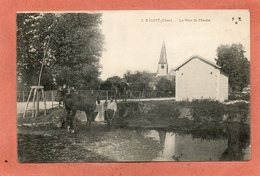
[107,101,117,111]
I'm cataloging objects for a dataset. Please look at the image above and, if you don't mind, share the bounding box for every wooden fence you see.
[17,89,174,103]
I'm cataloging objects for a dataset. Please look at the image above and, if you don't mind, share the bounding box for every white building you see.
[174,55,228,102]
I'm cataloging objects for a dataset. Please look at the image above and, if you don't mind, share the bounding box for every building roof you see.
[158,42,168,64]
[174,54,221,71]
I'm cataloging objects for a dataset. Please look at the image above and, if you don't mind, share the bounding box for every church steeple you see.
[158,41,167,64]
[157,41,168,76]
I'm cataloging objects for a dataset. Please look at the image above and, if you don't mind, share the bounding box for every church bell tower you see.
[157,42,168,76]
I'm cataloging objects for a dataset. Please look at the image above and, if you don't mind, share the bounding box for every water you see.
[18,114,250,162]
[136,127,250,161]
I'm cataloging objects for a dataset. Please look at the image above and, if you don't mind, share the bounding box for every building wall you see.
[218,72,229,102]
[176,58,219,101]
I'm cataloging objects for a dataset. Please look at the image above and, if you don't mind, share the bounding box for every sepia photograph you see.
[16,10,250,162]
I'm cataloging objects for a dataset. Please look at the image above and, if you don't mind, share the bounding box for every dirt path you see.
[18,122,161,162]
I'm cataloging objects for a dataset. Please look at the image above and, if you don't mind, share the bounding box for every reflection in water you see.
[158,132,175,161]
[158,130,166,148]
[139,122,250,161]
[220,122,250,161]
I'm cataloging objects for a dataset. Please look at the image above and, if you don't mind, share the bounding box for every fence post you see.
[22,91,25,102]
[41,89,47,116]
[51,90,54,108]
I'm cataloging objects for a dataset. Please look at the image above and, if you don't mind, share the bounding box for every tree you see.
[156,77,175,96]
[100,76,122,90]
[17,13,104,90]
[17,13,47,90]
[215,43,250,92]
[123,71,154,95]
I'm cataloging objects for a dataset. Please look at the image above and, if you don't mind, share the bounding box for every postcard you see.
[16,10,250,162]
[0,1,259,175]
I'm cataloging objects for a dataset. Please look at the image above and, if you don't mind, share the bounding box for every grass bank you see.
[116,99,250,131]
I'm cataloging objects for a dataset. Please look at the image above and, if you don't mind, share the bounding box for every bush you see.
[149,103,181,119]
[117,102,141,118]
[229,92,250,101]
[190,99,250,124]
[190,99,226,123]
[225,102,250,122]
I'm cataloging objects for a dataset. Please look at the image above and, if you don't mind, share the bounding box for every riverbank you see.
[17,99,250,162]
[17,117,249,162]
[18,100,250,137]
[118,100,250,128]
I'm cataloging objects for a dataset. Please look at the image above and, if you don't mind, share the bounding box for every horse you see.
[62,93,98,132]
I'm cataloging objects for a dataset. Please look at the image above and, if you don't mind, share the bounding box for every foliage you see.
[188,100,249,125]
[215,43,250,92]
[149,103,181,119]
[228,92,250,101]
[225,102,250,122]
[17,13,104,90]
[123,71,154,93]
[190,100,226,123]
[117,102,141,118]
[155,77,175,96]
[100,76,122,90]
[139,99,249,124]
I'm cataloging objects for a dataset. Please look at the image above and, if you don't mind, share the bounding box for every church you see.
[156,42,175,80]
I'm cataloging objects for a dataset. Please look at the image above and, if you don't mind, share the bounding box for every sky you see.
[100,10,250,80]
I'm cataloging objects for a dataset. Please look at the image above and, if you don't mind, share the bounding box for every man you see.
[56,84,68,107]
[104,97,117,129]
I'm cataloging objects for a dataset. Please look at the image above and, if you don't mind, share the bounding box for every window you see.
[161,65,164,69]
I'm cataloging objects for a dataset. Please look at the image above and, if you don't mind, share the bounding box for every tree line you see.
[100,71,175,97]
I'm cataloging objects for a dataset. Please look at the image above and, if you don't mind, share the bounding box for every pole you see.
[23,88,33,118]
[32,88,37,117]
[36,90,39,117]
[36,22,58,116]
[37,22,58,87]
